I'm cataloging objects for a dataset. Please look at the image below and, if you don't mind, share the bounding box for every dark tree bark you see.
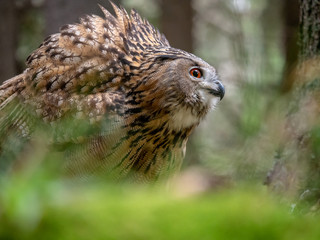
[160,0,193,52]
[281,0,300,92]
[44,0,121,36]
[296,0,320,200]
[299,0,320,60]
[0,0,17,83]
[266,0,320,207]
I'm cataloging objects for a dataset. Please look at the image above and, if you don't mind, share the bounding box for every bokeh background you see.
[1,0,320,239]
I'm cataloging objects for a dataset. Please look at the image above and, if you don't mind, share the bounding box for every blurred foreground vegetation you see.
[0,113,319,239]
[1,164,320,240]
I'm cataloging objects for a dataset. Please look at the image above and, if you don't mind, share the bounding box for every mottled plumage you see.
[0,3,224,182]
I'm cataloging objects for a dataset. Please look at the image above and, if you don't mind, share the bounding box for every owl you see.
[0,2,224,182]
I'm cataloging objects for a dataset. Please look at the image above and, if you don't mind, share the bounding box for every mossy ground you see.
[1,165,319,240]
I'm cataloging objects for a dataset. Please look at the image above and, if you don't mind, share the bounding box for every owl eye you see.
[189,68,202,78]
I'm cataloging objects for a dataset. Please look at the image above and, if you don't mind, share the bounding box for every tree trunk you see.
[0,0,17,83]
[160,0,193,52]
[299,0,320,60]
[266,0,320,207]
[281,0,299,92]
[44,0,121,36]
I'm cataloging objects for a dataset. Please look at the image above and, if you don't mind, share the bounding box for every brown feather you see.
[0,2,224,182]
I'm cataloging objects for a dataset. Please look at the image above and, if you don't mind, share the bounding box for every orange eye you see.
[190,68,202,78]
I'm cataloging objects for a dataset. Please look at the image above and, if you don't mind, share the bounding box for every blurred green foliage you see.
[1,166,320,240]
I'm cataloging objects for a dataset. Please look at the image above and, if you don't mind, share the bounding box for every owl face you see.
[157,55,224,108]
[150,53,225,130]
[187,62,224,107]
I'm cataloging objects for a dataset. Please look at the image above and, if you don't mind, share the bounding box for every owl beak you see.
[208,81,225,100]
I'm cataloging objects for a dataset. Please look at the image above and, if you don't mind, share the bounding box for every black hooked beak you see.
[208,81,225,100]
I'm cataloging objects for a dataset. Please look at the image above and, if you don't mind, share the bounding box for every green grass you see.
[1,166,320,240]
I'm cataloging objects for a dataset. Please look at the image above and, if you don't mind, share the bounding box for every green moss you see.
[1,169,320,240]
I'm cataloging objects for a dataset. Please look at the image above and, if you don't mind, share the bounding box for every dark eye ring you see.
[189,68,202,78]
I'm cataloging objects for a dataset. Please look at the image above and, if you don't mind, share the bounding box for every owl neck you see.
[168,106,202,132]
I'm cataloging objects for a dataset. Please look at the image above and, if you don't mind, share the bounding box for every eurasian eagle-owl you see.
[0,2,225,182]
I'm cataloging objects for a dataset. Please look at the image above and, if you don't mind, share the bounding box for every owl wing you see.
[0,3,173,179]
